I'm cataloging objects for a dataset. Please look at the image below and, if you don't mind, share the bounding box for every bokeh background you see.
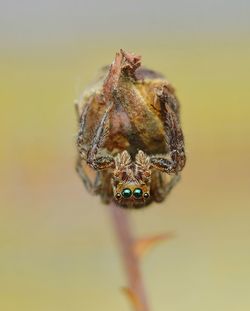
[1,1,250,310]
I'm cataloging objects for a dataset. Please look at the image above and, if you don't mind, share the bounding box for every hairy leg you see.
[151,171,180,202]
[150,87,186,174]
[86,103,115,170]
[77,98,92,160]
[75,157,101,194]
[77,101,115,170]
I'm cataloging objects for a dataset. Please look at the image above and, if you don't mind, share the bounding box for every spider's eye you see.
[115,193,121,199]
[133,188,143,198]
[122,188,132,198]
[144,192,149,199]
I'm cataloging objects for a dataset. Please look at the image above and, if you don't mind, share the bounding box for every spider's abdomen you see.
[80,70,173,158]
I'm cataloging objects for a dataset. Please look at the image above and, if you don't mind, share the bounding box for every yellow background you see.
[1,1,250,310]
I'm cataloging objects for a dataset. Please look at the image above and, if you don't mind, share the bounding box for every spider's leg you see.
[75,157,101,194]
[86,103,115,170]
[164,174,181,196]
[77,98,92,160]
[77,96,115,171]
[151,171,180,202]
[150,90,186,174]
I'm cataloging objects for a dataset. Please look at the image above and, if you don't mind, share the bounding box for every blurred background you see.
[1,1,250,310]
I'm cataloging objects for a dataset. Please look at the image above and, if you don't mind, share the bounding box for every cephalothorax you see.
[75,49,186,208]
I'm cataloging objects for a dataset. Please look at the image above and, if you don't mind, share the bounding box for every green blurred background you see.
[1,1,250,310]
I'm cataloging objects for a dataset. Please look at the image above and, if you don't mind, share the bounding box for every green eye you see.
[133,188,143,198]
[122,188,132,198]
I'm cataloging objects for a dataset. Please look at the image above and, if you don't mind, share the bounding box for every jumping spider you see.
[75,49,186,208]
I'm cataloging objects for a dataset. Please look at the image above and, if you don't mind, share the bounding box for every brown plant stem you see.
[108,202,151,311]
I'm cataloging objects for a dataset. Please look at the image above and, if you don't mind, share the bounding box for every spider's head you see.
[112,150,151,208]
[113,182,150,208]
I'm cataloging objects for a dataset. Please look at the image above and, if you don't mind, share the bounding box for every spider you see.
[75,49,186,208]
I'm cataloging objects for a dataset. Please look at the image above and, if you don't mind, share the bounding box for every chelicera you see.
[75,49,186,208]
